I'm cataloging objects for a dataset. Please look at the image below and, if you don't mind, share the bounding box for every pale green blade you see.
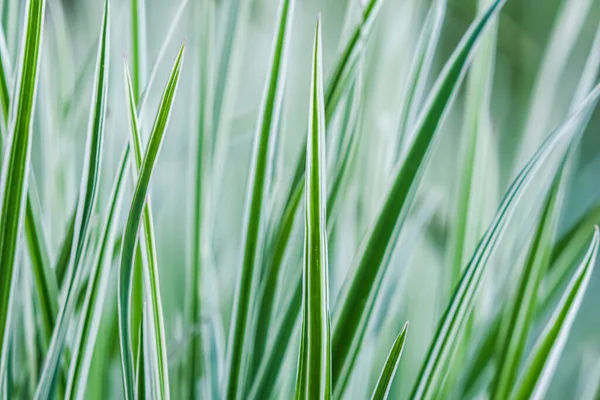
[409,84,600,400]
[223,0,295,397]
[130,0,147,101]
[118,44,184,400]
[0,0,46,383]
[370,322,408,400]
[33,2,110,398]
[331,1,506,396]
[294,16,330,400]
[65,145,129,400]
[512,227,599,400]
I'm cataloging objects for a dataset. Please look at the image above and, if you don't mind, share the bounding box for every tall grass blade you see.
[370,322,408,400]
[512,227,599,400]
[118,44,184,400]
[130,0,147,100]
[409,84,600,400]
[0,0,45,383]
[34,2,110,397]
[294,16,330,399]
[223,0,295,397]
[331,1,506,396]
[65,145,129,400]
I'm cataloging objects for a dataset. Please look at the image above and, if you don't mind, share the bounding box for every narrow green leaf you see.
[130,0,147,100]
[370,322,408,400]
[491,160,568,400]
[409,84,600,400]
[33,2,110,398]
[124,57,171,400]
[118,44,184,400]
[0,0,46,381]
[223,0,295,397]
[294,16,330,400]
[331,1,506,396]
[0,24,11,130]
[512,227,599,400]
[65,145,129,400]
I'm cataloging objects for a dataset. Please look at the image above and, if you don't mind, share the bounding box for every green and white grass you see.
[0,0,600,398]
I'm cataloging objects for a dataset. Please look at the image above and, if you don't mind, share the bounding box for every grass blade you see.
[370,322,408,400]
[409,84,600,400]
[294,16,330,399]
[0,0,45,382]
[491,159,568,400]
[130,0,147,101]
[33,2,110,397]
[118,44,184,400]
[0,24,11,132]
[223,0,295,397]
[330,1,506,396]
[65,145,129,400]
[512,227,599,400]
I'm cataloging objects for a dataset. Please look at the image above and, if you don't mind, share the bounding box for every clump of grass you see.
[1,0,600,399]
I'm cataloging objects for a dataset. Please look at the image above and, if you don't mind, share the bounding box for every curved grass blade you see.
[33,2,110,398]
[65,145,129,400]
[491,159,568,400]
[118,44,184,400]
[294,16,330,399]
[0,0,46,381]
[130,0,147,101]
[511,227,599,400]
[331,1,506,396]
[223,0,295,397]
[409,84,600,400]
[184,0,215,397]
[370,322,408,400]
[395,0,445,157]
[124,57,171,400]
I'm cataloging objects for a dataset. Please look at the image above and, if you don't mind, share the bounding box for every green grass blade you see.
[370,322,408,400]
[395,0,445,157]
[0,0,45,381]
[130,0,147,101]
[118,44,184,400]
[330,1,506,396]
[223,0,295,397]
[136,317,145,399]
[185,0,215,397]
[491,160,568,400]
[294,16,330,399]
[512,227,599,400]
[0,24,11,131]
[124,57,171,400]
[409,84,600,400]
[65,145,129,400]
[33,2,110,397]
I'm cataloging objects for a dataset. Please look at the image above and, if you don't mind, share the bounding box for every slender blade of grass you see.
[331,1,506,396]
[118,44,184,400]
[223,0,295,397]
[512,227,599,400]
[370,322,408,400]
[294,16,330,400]
[130,0,147,101]
[33,2,110,397]
[409,84,600,400]
[0,0,46,383]
[65,145,129,400]
[0,24,11,132]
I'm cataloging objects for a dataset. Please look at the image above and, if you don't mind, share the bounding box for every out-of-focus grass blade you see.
[369,322,408,400]
[0,0,45,382]
[184,0,215,397]
[395,0,445,157]
[491,161,568,400]
[0,24,11,132]
[511,227,599,400]
[64,145,129,400]
[33,2,110,398]
[130,0,147,100]
[223,0,294,397]
[118,44,184,400]
[124,57,170,400]
[409,84,600,400]
[330,1,506,396]
[294,16,330,399]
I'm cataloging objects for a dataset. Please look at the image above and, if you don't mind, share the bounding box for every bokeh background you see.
[4,0,600,397]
